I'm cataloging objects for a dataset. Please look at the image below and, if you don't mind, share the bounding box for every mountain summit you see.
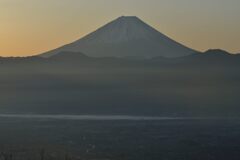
[40,16,195,58]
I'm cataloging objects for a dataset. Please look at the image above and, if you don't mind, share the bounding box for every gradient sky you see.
[0,0,239,56]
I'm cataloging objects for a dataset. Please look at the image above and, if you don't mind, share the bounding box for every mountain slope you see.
[40,16,196,58]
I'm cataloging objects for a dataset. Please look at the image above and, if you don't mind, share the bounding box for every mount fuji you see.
[40,16,196,58]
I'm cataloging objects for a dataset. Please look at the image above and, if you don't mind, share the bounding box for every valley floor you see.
[0,117,240,160]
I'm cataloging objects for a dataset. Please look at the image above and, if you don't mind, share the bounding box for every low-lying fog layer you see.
[0,114,237,120]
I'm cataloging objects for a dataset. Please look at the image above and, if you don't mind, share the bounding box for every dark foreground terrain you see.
[1,117,240,160]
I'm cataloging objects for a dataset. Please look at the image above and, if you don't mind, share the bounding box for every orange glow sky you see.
[0,0,239,56]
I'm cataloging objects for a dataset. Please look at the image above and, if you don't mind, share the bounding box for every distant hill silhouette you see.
[150,49,239,66]
[0,49,239,67]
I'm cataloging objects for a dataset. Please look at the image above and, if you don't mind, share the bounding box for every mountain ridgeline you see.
[0,16,239,117]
